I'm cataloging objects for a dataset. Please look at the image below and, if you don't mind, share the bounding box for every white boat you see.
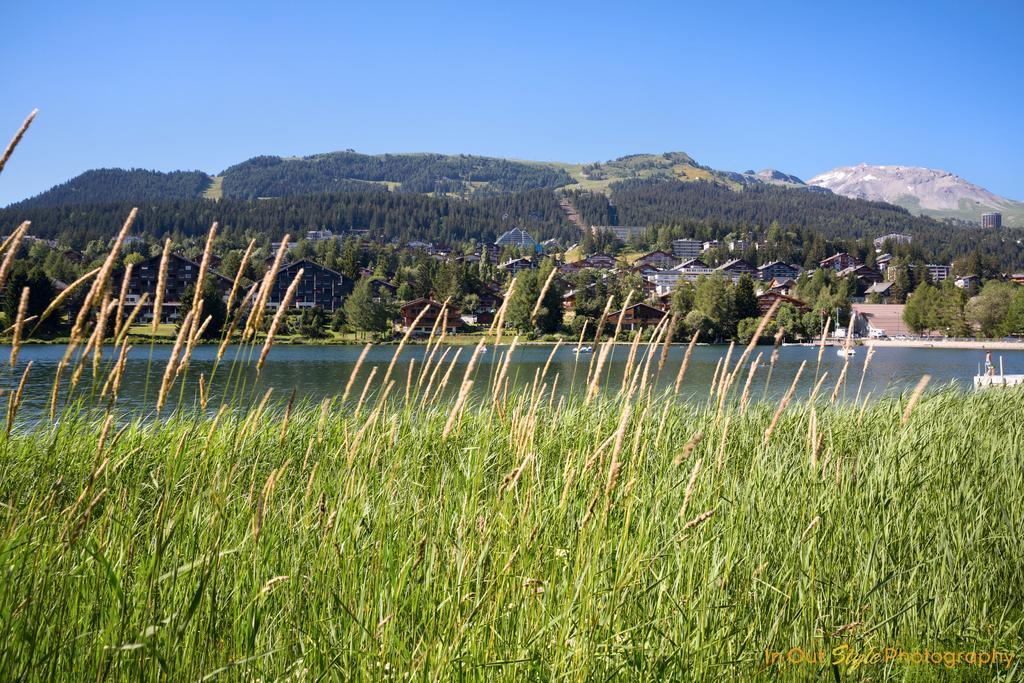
[574,345,593,354]
[836,347,856,357]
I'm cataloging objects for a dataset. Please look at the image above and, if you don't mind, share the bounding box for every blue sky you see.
[2,0,1021,206]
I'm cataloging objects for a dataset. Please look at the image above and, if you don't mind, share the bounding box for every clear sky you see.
[2,0,1021,206]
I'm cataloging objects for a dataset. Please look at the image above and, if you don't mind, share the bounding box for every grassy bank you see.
[0,181,1019,678]
[0,384,1022,680]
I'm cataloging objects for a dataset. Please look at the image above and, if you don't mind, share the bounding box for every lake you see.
[0,343,1019,423]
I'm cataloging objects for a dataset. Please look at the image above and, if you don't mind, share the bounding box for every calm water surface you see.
[0,343,1019,424]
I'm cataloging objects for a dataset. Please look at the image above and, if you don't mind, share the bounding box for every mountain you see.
[11,153,575,208]
[808,164,1024,226]
[17,168,213,208]
[10,150,822,210]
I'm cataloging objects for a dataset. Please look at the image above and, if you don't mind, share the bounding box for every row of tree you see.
[903,279,1024,338]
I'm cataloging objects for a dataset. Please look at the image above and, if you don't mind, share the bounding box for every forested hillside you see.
[565,179,1024,265]
[0,189,575,247]
[219,152,575,198]
[15,169,212,208]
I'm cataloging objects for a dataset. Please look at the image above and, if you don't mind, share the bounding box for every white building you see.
[646,258,715,294]
[926,264,951,282]
[671,239,704,259]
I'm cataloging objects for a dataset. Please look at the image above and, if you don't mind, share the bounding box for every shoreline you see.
[6,337,1024,350]
[863,339,1024,351]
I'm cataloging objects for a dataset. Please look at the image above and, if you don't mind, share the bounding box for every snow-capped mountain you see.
[808,163,1023,225]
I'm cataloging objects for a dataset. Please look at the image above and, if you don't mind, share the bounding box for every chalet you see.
[399,298,461,334]
[121,253,232,323]
[715,259,757,279]
[767,277,798,295]
[472,288,504,325]
[634,250,679,270]
[837,264,884,287]
[367,278,398,301]
[577,254,618,269]
[607,302,667,331]
[864,281,894,303]
[478,288,504,311]
[875,253,893,272]
[756,292,808,316]
[820,252,861,272]
[269,259,351,312]
[757,261,800,282]
[497,257,536,275]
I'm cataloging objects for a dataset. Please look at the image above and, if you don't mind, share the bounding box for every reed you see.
[0,220,29,292]
[0,109,37,175]
[248,235,290,339]
[227,238,256,315]
[256,268,303,371]
[151,239,172,333]
[189,222,218,314]
[9,286,29,367]
[0,353,1016,681]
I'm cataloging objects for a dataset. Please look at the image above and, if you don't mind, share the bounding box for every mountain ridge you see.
[9,150,1020,227]
[7,150,819,209]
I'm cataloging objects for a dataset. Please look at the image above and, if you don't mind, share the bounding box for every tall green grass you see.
[0,384,1021,680]
[0,119,1021,679]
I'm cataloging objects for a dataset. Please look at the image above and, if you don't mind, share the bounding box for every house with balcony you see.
[757,261,800,282]
[120,253,232,323]
[634,250,680,270]
[399,298,462,334]
[268,259,352,312]
[820,252,861,272]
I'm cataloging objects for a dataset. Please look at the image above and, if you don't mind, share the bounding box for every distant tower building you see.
[982,212,1002,229]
